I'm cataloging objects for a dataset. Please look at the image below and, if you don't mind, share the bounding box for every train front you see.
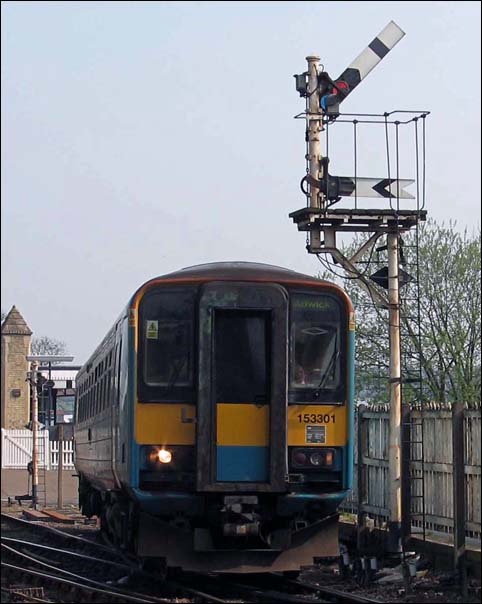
[129,263,354,572]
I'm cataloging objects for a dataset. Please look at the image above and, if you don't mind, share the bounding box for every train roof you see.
[143,261,330,285]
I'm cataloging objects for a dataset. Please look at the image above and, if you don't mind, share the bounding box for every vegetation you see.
[319,220,481,404]
[30,335,68,359]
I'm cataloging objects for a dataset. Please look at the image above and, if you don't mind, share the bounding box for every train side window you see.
[102,375,107,409]
[116,339,122,406]
[107,367,111,407]
[98,378,102,412]
[96,380,100,414]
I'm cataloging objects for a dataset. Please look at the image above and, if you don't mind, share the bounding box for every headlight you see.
[157,449,172,464]
[293,450,308,466]
[141,445,194,472]
[309,451,323,466]
[291,448,336,469]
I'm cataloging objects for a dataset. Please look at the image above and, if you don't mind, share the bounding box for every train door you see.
[112,317,127,486]
[197,282,288,492]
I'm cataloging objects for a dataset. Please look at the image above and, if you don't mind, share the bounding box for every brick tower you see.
[1,306,33,429]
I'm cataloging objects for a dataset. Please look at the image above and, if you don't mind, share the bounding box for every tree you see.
[31,335,68,361]
[318,220,481,404]
[412,222,481,402]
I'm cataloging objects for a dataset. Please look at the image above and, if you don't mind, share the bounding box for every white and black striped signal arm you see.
[319,21,405,113]
[302,171,414,201]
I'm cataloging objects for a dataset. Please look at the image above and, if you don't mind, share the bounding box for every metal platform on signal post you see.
[289,207,427,234]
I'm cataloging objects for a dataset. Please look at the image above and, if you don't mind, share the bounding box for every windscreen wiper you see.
[166,358,186,392]
[312,347,340,399]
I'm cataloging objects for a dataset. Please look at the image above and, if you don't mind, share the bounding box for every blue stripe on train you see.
[216,446,269,482]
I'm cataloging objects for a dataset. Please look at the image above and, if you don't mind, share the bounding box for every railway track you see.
[2,512,383,603]
[1,537,174,603]
[1,513,231,603]
[175,571,383,604]
[1,512,130,562]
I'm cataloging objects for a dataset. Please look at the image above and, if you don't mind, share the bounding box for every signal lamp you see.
[157,449,172,464]
[293,73,308,97]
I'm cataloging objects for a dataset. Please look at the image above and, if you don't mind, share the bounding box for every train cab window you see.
[138,288,196,402]
[289,292,346,403]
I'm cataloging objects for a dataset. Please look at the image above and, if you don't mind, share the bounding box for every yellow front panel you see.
[288,405,347,446]
[216,403,269,446]
[135,403,196,445]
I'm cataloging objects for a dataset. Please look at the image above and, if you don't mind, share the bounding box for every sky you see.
[2,1,481,364]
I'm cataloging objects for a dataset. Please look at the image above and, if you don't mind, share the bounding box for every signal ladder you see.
[36,430,48,508]
[399,225,427,544]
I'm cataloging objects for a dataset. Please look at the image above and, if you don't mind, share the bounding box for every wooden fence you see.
[341,403,481,542]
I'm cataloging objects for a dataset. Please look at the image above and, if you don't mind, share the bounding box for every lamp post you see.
[26,355,74,509]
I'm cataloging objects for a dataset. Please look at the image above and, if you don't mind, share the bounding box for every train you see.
[74,261,355,573]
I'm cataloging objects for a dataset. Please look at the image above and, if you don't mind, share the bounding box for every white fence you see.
[1,429,75,470]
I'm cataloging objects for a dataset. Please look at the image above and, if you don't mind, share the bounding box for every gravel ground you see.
[301,564,481,603]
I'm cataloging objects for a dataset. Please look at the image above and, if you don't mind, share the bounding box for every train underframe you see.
[78,475,342,572]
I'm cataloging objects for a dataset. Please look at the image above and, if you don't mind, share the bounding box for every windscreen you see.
[290,292,344,399]
[138,287,196,401]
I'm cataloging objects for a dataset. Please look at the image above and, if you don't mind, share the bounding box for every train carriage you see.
[74,262,354,572]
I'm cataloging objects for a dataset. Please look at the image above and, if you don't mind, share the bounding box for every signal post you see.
[291,22,428,553]
[26,354,74,509]
[29,359,39,509]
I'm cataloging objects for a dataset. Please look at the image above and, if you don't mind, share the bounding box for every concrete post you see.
[57,423,64,509]
[306,55,323,210]
[30,360,39,509]
[387,231,402,551]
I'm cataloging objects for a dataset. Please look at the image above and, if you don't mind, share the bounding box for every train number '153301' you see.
[297,413,336,424]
